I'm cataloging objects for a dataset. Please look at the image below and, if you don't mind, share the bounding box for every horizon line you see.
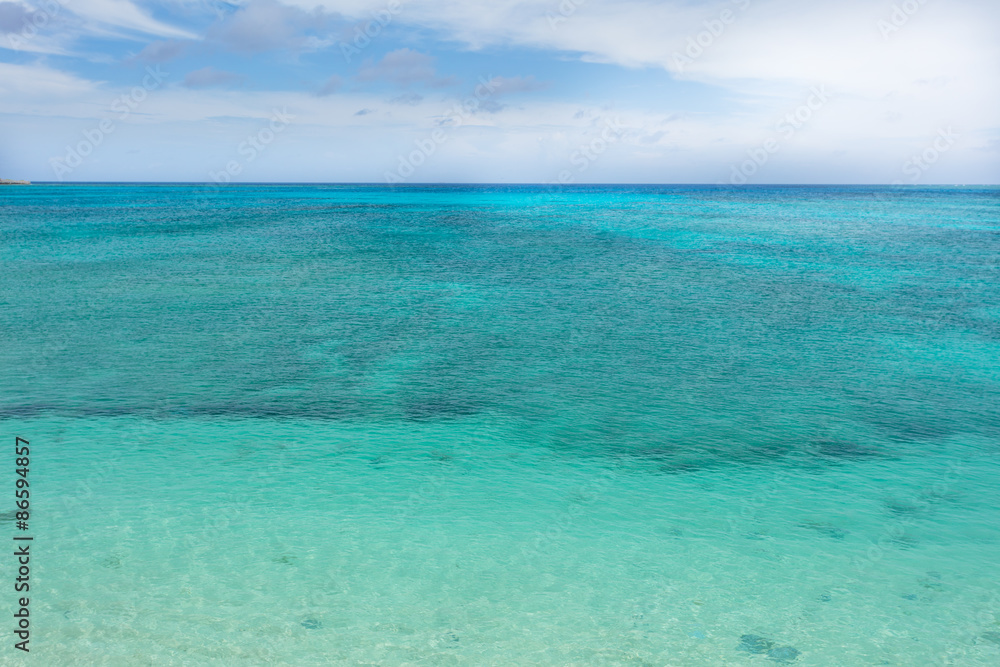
[6,182,999,187]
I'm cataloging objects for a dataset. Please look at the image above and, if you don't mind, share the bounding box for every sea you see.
[1,183,999,665]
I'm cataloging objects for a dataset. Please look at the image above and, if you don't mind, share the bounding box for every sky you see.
[0,0,997,184]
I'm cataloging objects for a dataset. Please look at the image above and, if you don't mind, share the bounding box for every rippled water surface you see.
[2,184,999,665]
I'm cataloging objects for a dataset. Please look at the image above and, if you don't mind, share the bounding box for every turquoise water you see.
[2,184,999,664]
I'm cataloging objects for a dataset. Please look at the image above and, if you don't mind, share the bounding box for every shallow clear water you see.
[2,184,999,664]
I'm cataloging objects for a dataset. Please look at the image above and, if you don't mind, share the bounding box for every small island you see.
[0,179,31,184]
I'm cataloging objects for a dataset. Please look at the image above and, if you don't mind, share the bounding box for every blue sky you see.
[1,0,998,183]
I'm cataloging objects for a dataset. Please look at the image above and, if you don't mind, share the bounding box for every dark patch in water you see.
[918,486,961,505]
[740,441,794,462]
[0,404,63,418]
[622,442,792,472]
[883,489,959,523]
[883,497,928,517]
[820,594,832,602]
[768,646,800,663]
[189,401,365,420]
[79,405,143,417]
[799,521,848,540]
[100,555,123,569]
[980,631,1000,645]
[301,618,321,629]
[0,510,17,522]
[619,445,676,461]
[869,415,954,443]
[918,576,943,591]
[0,401,370,421]
[811,439,880,460]
[658,460,716,475]
[744,531,770,541]
[611,447,726,475]
[737,634,775,654]
[902,593,918,600]
[403,397,479,421]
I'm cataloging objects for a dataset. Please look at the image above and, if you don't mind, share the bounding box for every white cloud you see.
[69,0,197,39]
[207,0,333,53]
[1,0,196,55]
[281,0,1000,176]
[2,0,997,182]
[0,61,97,98]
